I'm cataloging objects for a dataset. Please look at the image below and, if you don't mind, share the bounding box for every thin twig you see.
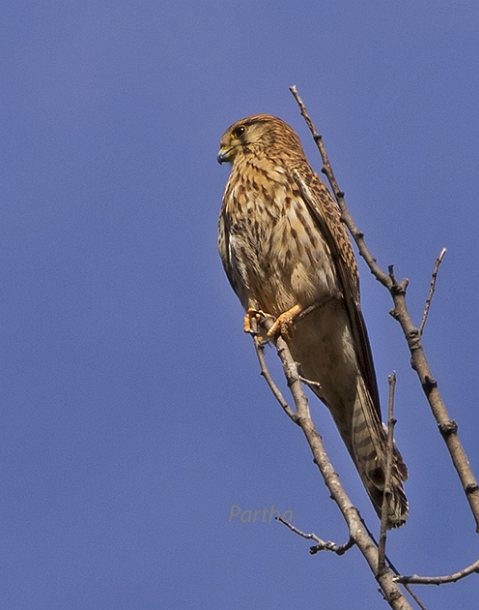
[299,375,323,390]
[273,337,311,422]
[250,316,297,422]
[251,333,298,422]
[378,373,398,575]
[395,558,479,585]
[402,586,428,610]
[418,248,447,336]
[276,515,355,555]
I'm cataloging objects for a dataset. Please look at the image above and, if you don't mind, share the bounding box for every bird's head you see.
[217,114,303,164]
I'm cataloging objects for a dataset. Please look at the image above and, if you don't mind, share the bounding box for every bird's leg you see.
[243,307,275,334]
[266,295,338,339]
[266,304,303,339]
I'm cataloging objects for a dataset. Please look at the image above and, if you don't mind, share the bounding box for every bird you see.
[217,114,408,527]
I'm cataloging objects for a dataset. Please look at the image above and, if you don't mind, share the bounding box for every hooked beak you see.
[217,146,231,164]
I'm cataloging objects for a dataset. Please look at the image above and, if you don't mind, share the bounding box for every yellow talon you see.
[266,304,303,339]
[243,307,273,334]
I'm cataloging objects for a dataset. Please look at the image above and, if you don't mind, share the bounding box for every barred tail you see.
[289,306,408,527]
[348,375,408,527]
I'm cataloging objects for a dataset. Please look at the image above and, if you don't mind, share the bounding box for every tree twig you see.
[289,84,479,533]
[395,558,479,585]
[418,247,447,336]
[253,333,298,422]
[276,515,355,555]
[298,375,323,390]
[378,373,398,575]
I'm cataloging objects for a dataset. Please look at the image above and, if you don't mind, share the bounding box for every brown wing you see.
[293,168,382,418]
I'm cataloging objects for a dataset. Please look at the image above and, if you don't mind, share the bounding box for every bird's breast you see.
[221,163,340,316]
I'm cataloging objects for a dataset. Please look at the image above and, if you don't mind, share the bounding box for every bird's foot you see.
[243,308,274,335]
[266,304,303,340]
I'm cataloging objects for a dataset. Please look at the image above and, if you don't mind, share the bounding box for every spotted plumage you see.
[217,114,408,527]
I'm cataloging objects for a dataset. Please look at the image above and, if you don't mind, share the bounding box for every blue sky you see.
[2,2,479,609]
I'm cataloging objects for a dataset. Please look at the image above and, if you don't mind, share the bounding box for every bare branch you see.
[276,515,355,555]
[298,375,323,390]
[378,373,398,575]
[396,558,479,585]
[252,333,298,421]
[289,85,479,532]
[418,247,447,336]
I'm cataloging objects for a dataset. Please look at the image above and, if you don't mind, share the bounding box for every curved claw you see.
[243,307,274,334]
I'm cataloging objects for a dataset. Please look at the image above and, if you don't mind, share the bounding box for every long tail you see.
[307,375,408,527]
[289,306,408,527]
[346,374,408,527]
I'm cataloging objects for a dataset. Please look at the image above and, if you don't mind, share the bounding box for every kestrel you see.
[217,114,408,527]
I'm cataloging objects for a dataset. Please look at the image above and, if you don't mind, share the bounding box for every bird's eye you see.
[233,125,246,138]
